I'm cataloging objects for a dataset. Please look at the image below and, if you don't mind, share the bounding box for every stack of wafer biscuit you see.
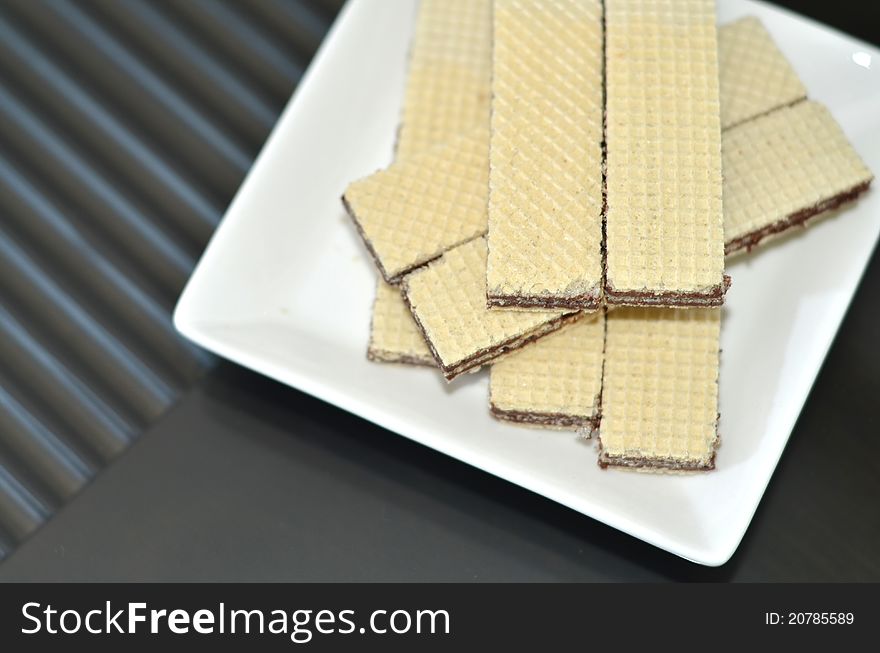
[342,1,872,473]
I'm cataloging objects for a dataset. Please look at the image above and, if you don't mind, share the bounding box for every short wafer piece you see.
[344,0,491,283]
[395,0,492,160]
[344,127,490,282]
[604,0,726,307]
[718,16,806,129]
[490,313,605,428]
[486,0,604,310]
[402,238,581,381]
[368,280,434,366]
[598,307,721,471]
[724,100,873,254]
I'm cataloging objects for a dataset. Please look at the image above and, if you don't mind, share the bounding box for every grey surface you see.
[0,0,878,580]
[0,0,339,560]
[1,365,725,581]
[2,319,879,582]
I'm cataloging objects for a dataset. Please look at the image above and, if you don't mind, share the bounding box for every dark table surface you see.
[0,0,878,582]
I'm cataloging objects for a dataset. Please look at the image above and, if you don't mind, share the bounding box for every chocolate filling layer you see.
[604,275,731,308]
[367,349,434,367]
[597,451,717,471]
[724,180,872,255]
[486,289,603,311]
[490,404,600,429]
[342,193,484,285]
[401,281,582,381]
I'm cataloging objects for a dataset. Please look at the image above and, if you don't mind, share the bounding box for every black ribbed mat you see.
[0,0,343,560]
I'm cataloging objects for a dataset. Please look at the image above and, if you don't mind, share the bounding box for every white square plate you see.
[174,0,879,566]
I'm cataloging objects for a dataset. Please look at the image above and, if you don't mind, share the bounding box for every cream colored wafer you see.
[724,100,873,253]
[402,237,581,381]
[344,126,490,282]
[396,0,492,160]
[356,17,788,295]
[718,16,806,129]
[368,280,434,366]
[486,0,604,310]
[490,312,605,428]
[598,307,721,471]
[364,0,490,361]
[496,99,872,437]
[346,0,491,283]
[486,20,869,452]
[604,0,726,307]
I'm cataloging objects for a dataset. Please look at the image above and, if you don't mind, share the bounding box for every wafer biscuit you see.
[493,98,871,438]
[368,280,434,366]
[396,0,492,160]
[598,307,721,471]
[363,0,489,359]
[355,17,788,297]
[402,237,581,380]
[718,16,806,129]
[724,100,873,254]
[490,312,605,428]
[486,0,604,310]
[604,0,726,307]
[344,127,490,282]
[344,0,491,283]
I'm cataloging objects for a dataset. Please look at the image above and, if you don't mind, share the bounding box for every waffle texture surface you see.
[344,127,489,282]
[718,16,806,129]
[604,0,725,304]
[396,0,492,160]
[486,0,604,308]
[495,97,872,435]
[724,100,873,252]
[599,307,721,470]
[402,238,578,380]
[360,15,812,313]
[490,313,605,427]
[368,280,435,365]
